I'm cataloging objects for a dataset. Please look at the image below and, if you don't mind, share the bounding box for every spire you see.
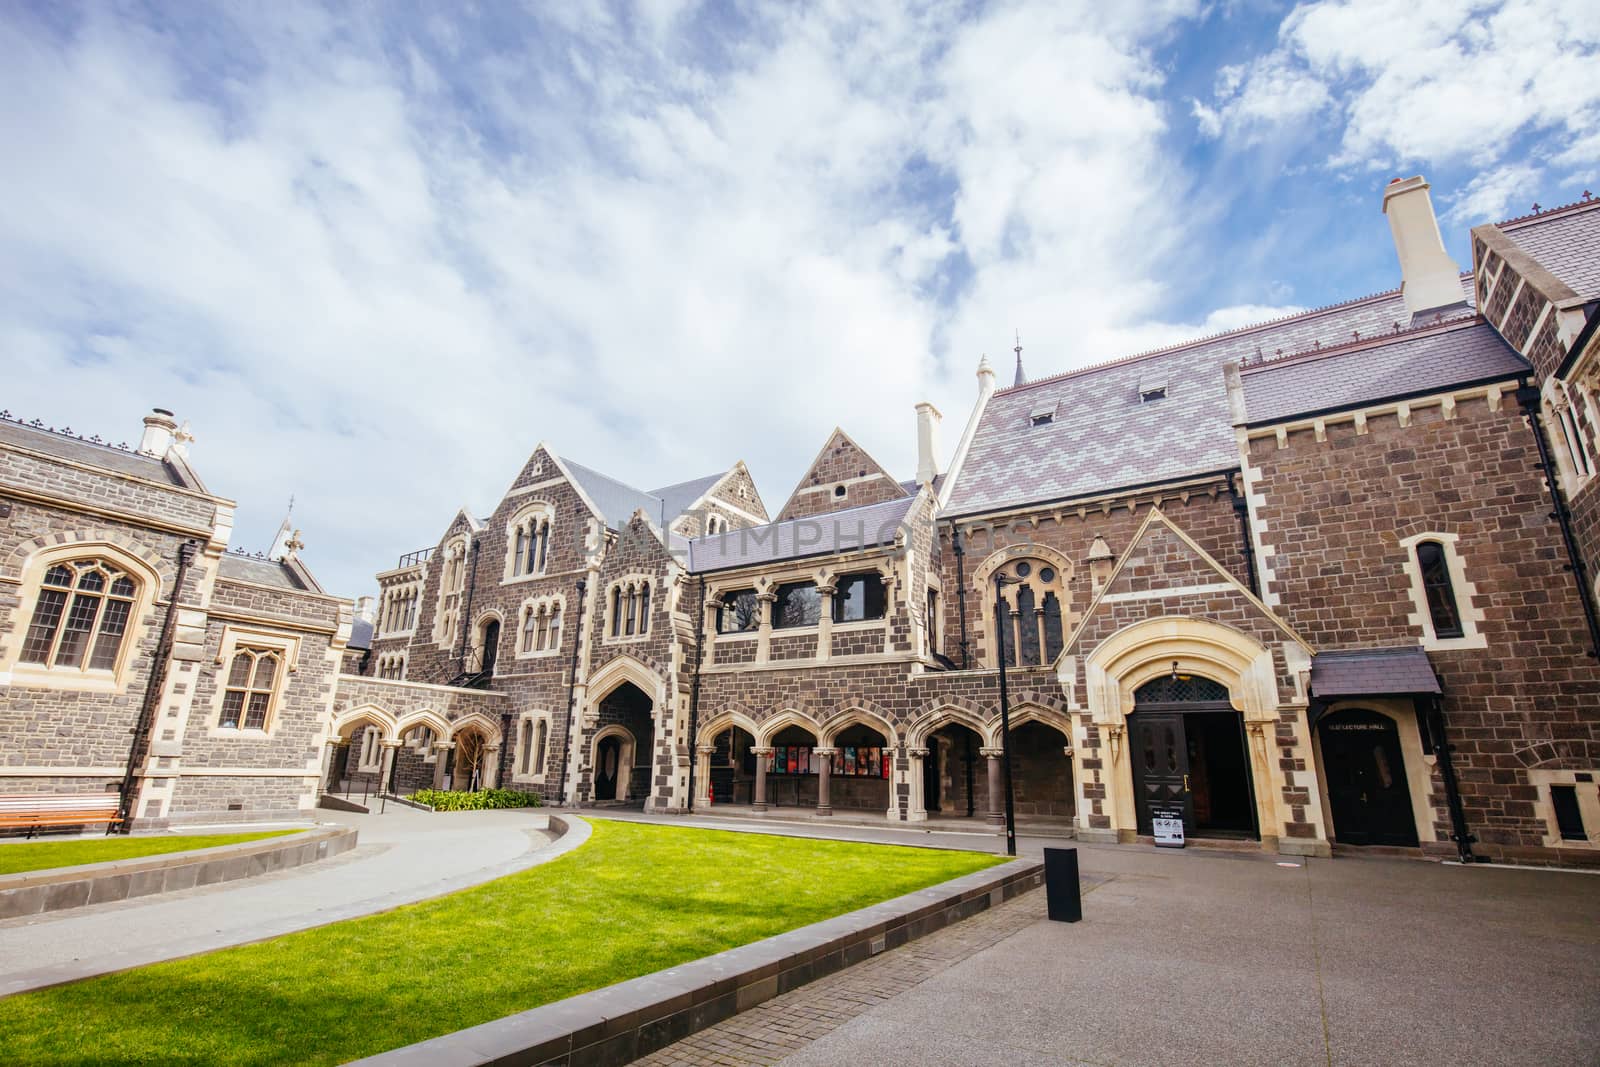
[267,496,296,560]
[1013,329,1026,386]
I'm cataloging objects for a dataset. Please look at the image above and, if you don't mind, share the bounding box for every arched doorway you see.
[766,723,822,809]
[1129,674,1257,840]
[1318,708,1419,847]
[1009,719,1075,820]
[827,723,892,814]
[925,722,986,818]
[594,730,627,800]
[453,730,486,792]
[709,724,757,805]
[590,680,654,804]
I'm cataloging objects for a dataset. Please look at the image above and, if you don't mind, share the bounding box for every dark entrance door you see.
[594,735,621,801]
[480,620,500,675]
[1130,712,1191,835]
[923,742,941,814]
[1319,709,1418,846]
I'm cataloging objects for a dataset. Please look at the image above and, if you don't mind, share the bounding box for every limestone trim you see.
[1397,531,1488,650]
[333,702,399,741]
[433,536,470,649]
[698,706,761,744]
[1057,506,1313,671]
[0,464,226,537]
[1309,698,1438,846]
[1526,769,1600,849]
[905,703,990,749]
[514,593,567,659]
[602,573,658,644]
[755,708,823,746]
[1082,614,1322,851]
[591,723,638,801]
[819,704,900,748]
[1240,382,1514,445]
[510,710,555,784]
[203,624,304,739]
[502,500,557,584]
[448,710,501,744]
[0,539,165,694]
[395,708,450,739]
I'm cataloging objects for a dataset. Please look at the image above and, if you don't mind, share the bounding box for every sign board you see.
[1151,806,1186,848]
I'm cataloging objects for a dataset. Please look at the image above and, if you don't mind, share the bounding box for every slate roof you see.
[560,458,730,531]
[1310,647,1440,697]
[349,616,374,652]
[686,496,915,573]
[1240,318,1528,426]
[944,279,1472,516]
[1500,199,1600,300]
[0,419,187,487]
[217,554,309,591]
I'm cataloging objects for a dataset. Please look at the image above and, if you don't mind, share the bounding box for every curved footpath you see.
[0,806,580,997]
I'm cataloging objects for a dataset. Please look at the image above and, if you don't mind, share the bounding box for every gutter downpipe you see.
[116,539,198,834]
[1226,473,1260,596]
[1516,382,1600,659]
[951,521,970,669]
[1424,692,1478,864]
[686,579,706,812]
[555,576,588,805]
[455,538,482,675]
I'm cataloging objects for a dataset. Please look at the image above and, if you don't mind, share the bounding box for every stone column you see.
[320,739,342,794]
[484,743,502,790]
[907,747,929,822]
[981,747,1005,827]
[816,585,835,663]
[433,743,454,789]
[695,744,716,808]
[813,747,836,816]
[752,747,773,812]
[379,741,401,795]
[755,593,776,665]
[702,599,721,668]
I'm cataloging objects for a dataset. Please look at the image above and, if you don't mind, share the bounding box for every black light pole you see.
[992,573,1018,857]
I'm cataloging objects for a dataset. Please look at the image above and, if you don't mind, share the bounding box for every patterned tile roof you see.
[1239,318,1528,426]
[1499,198,1600,300]
[944,279,1472,516]
[685,495,915,573]
[1311,647,1440,697]
[0,418,186,486]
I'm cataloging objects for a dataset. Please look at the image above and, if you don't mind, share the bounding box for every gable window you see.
[772,581,821,629]
[1415,541,1463,639]
[608,579,652,638]
[219,648,281,730]
[21,559,139,672]
[510,511,553,578]
[436,539,469,646]
[1556,391,1595,481]
[520,600,563,653]
[833,572,887,623]
[990,557,1067,668]
[718,589,760,633]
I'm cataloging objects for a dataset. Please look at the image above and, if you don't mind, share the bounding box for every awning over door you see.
[1310,646,1441,704]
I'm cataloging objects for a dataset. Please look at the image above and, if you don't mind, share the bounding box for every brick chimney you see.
[139,408,178,456]
[915,402,942,487]
[1382,176,1464,318]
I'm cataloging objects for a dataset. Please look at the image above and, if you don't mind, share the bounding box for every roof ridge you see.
[0,407,158,461]
[1238,311,1483,376]
[1496,191,1599,229]
[559,456,664,503]
[649,470,725,495]
[993,283,1414,398]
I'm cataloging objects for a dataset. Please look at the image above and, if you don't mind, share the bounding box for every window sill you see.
[1419,631,1487,651]
[501,571,555,587]
[210,726,276,740]
[603,634,653,645]
[514,649,564,660]
[771,625,821,636]
[830,618,887,631]
[2,664,128,694]
[714,631,759,641]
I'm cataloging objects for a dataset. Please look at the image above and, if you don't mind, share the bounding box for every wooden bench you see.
[0,793,123,837]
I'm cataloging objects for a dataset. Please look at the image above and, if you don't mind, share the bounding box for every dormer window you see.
[1138,372,1168,403]
[1030,406,1055,427]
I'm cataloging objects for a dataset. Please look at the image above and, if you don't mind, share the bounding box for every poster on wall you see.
[833,748,845,775]
[844,746,856,774]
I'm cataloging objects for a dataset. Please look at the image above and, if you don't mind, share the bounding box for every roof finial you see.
[1013,329,1026,387]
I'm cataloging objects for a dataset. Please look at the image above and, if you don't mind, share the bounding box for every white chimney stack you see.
[356,595,377,623]
[139,408,178,456]
[915,402,943,486]
[1382,176,1464,319]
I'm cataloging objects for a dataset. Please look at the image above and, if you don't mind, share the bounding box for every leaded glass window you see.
[20,559,139,672]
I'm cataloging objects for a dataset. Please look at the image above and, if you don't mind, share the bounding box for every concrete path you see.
[636,830,1600,1066]
[0,806,564,995]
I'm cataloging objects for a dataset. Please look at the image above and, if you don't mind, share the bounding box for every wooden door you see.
[1319,710,1418,847]
[594,735,621,801]
[1130,712,1192,835]
[480,620,500,675]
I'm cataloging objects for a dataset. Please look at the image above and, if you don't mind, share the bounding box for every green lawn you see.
[0,818,1000,1065]
[0,830,301,876]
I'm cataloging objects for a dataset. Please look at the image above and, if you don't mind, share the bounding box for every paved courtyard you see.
[640,837,1600,1066]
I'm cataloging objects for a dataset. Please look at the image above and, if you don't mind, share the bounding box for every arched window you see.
[519,599,564,654]
[609,580,651,638]
[219,648,281,729]
[535,718,548,773]
[520,720,534,774]
[21,559,139,672]
[356,726,383,772]
[436,539,469,646]
[508,510,553,578]
[1416,541,1463,639]
[990,558,1068,667]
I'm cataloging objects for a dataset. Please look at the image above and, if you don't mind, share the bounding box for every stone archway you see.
[591,723,636,802]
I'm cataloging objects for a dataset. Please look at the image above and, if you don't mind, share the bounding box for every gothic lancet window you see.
[219,648,281,730]
[608,580,652,638]
[991,558,1069,668]
[1416,541,1463,639]
[21,559,139,672]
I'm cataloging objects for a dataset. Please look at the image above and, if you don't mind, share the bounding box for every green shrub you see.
[410,788,543,812]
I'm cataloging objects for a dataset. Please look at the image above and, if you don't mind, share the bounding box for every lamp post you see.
[992,573,1018,857]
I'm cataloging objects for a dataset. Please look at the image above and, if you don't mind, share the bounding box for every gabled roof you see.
[1498,198,1600,301]
[559,456,734,532]
[776,427,909,522]
[217,553,310,591]
[349,616,374,652]
[685,495,916,573]
[1310,647,1440,698]
[651,472,726,522]
[943,279,1473,517]
[1238,317,1529,426]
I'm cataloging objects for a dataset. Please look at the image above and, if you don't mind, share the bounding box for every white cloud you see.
[1443,162,1542,224]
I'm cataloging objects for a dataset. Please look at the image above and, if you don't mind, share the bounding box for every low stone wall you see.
[0,825,357,919]
[350,852,1043,1067]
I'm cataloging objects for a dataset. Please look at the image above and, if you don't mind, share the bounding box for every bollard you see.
[1043,847,1082,923]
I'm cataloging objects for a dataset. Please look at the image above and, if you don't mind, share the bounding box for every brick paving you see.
[634,884,1050,1066]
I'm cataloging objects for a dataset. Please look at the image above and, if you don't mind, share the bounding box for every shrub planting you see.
[410,788,542,812]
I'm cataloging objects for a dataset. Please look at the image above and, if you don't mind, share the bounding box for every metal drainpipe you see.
[115,539,199,834]
[1226,473,1260,596]
[951,521,970,669]
[1424,694,1478,864]
[686,578,706,813]
[455,538,482,675]
[555,576,588,805]
[1515,382,1600,659]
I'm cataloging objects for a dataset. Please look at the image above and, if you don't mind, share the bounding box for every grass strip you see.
[0,830,301,876]
[0,818,999,1065]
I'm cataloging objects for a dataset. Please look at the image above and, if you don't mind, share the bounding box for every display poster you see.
[1151,805,1186,848]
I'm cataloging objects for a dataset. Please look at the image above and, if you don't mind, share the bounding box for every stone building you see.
[0,409,354,827]
[5,174,1597,865]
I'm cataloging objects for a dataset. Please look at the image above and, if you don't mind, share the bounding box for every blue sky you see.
[2,1,1596,597]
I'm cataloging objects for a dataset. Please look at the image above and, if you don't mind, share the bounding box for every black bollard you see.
[1043,847,1082,923]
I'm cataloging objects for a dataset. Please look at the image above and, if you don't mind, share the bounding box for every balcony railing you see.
[396,547,434,569]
